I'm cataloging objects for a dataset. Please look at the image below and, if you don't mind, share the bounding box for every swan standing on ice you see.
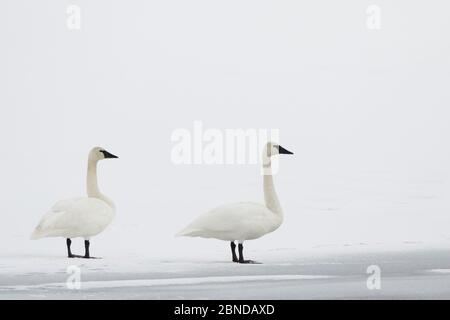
[177,142,293,263]
[31,147,118,258]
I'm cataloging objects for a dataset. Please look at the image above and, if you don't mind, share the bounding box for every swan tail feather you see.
[175,228,200,237]
[30,232,42,240]
[30,227,45,240]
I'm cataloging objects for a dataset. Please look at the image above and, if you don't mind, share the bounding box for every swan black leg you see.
[238,243,260,264]
[84,240,90,258]
[67,238,73,258]
[82,240,101,259]
[231,242,238,262]
[67,239,83,258]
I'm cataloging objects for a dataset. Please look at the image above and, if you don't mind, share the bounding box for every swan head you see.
[265,142,294,157]
[261,142,293,174]
[89,147,119,162]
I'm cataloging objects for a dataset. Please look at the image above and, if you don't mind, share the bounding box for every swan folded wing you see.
[180,202,273,236]
[33,198,113,238]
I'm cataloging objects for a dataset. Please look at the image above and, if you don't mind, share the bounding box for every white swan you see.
[176,142,293,263]
[31,147,118,258]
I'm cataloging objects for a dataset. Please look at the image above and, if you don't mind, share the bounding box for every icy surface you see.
[2,243,450,299]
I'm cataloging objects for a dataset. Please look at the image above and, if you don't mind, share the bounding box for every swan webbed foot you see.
[82,255,102,259]
[67,254,101,259]
[236,243,261,264]
[238,259,261,264]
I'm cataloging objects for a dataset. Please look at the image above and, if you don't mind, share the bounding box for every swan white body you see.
[31,197,114,240]
[177,142,293,263]
[177,201,282,242]
[31,147,118,257]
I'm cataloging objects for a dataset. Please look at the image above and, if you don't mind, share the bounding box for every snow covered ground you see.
[2,172,450,300]
[2,243,450,299]
[2,163,450,300]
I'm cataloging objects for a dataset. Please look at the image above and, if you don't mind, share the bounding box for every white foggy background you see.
[0,0,450,259]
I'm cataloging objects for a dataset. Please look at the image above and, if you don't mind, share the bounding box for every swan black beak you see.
[278,146,293,155]
[101,150,119,159]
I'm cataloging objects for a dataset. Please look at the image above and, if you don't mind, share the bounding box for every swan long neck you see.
[87,158,114,209]
[263,159,283,217]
